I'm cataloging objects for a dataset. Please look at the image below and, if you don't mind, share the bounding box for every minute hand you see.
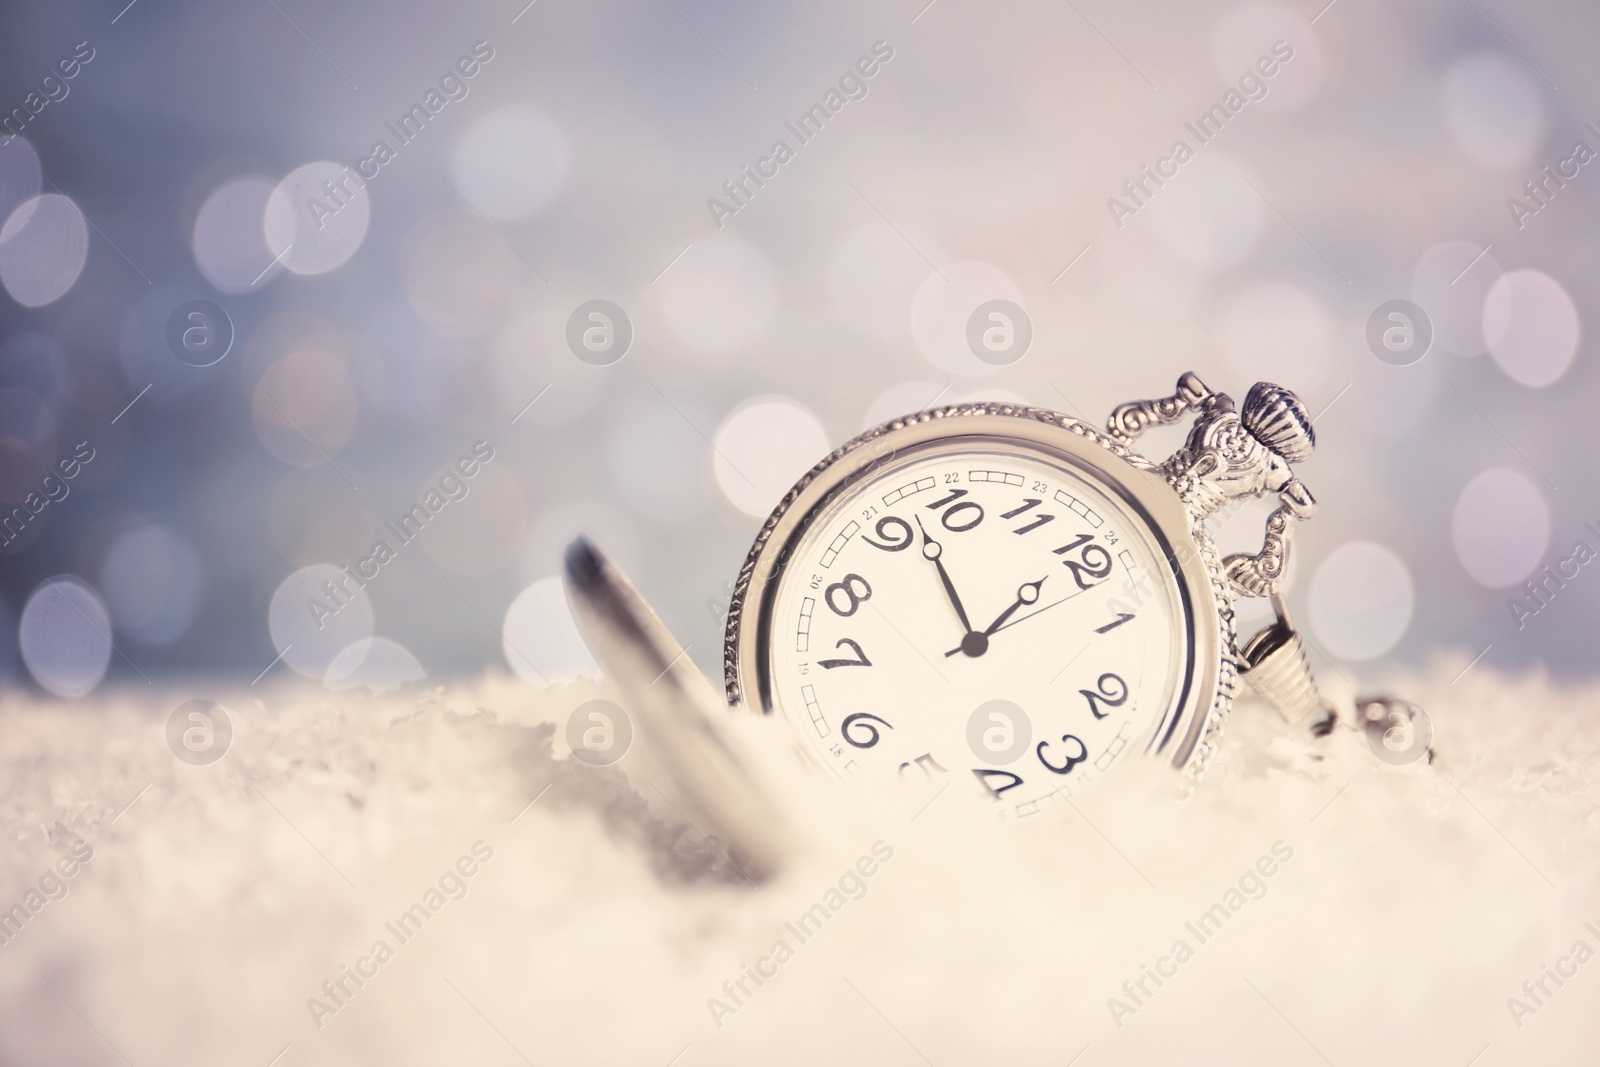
[945,576,1049,657]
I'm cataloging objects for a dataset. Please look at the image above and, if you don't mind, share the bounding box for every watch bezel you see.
[723,402,1231,778]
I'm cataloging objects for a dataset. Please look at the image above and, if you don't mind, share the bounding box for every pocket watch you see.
[567,373,1347,845]
[720,372,1334,814]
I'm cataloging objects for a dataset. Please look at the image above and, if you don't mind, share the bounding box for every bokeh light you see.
[324,637,426,693]
[450,105,570,222]
[18,576,113,698]
[192,176,281,293]
[1309,542,1415,661]
[501,576,601,686]
[251,345,362,468]
[1482,269,1579,388]
[0,193,90,308]
[267,563,376,678]
[99,522,205,646]
[712,397,831,517]
[264,161,370,276]
[1452,467,1550,588]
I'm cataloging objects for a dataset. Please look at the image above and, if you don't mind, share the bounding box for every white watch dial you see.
[766,446,1193,817]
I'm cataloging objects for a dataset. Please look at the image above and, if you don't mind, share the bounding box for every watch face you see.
[752,434,1201,817]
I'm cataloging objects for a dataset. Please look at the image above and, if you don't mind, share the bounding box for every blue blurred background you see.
[0,0,1595,698]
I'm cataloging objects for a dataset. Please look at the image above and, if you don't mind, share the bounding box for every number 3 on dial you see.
[1037,733,1088,775]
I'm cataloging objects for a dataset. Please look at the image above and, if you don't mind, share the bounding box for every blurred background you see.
[0,0,1594,699]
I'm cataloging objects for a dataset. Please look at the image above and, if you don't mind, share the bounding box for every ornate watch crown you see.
[1241,382,1315,463]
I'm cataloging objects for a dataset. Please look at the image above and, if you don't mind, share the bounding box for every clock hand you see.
[945,576,1048,657]
[983,576,1047,634]
[915,515,976,637]
[947,586,1090,653]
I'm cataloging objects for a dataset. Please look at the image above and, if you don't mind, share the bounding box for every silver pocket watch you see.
[567,373,1401,874]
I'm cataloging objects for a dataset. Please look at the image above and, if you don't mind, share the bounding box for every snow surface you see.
[1,658,1596,1065]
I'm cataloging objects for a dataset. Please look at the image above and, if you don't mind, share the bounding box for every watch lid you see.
[563,537,791,883]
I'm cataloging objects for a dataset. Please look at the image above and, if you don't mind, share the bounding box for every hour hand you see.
[916,515,974,636]
[946,577,1047,657]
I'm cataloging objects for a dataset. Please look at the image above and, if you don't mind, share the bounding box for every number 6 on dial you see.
[841,712,893,748]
